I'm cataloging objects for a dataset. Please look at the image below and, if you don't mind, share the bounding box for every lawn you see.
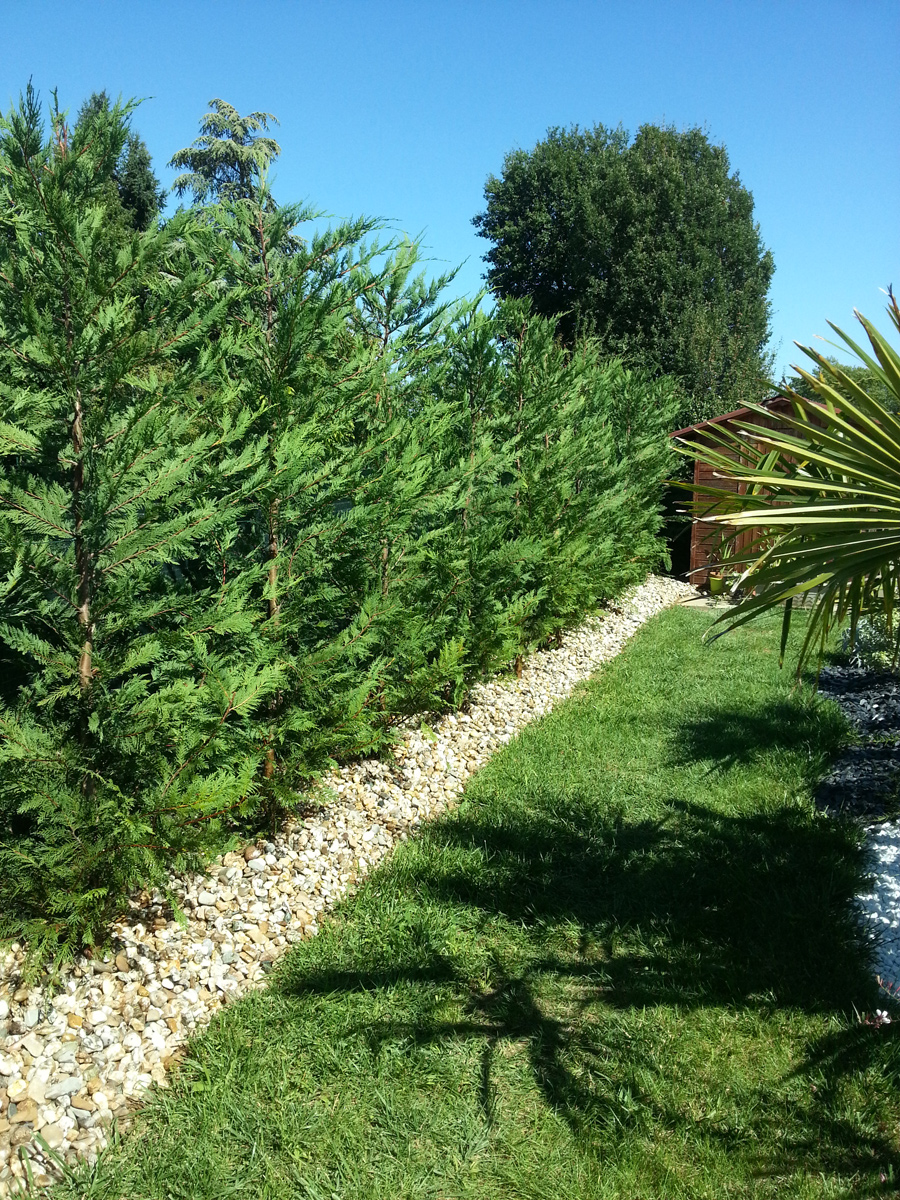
[58,606,900,1199]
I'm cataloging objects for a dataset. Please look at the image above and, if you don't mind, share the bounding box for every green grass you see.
[60,607,900,1199]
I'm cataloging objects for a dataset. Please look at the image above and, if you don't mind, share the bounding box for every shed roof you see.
[670,394,796,440]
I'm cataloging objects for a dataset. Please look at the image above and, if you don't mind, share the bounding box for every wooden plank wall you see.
[686,402,795,587]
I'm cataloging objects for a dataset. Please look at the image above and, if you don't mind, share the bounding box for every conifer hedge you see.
[0,91,678,958]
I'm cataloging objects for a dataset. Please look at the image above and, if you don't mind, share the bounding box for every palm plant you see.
[675,290,900,671]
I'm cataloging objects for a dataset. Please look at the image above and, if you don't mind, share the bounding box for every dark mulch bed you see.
[816,663,900,821]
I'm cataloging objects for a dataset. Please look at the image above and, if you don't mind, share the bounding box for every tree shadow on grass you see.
[666,694,849,777]
[274,694,899,1192]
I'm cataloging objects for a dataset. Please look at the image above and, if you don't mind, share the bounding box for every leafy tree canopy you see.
[74,90,165,229]
[783,353,897,413]
[474,123,776,428]
[168,98,281,205]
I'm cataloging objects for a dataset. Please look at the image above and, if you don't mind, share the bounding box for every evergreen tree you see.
[119,133,166,229]
[201,185,392,801]
[168,99,281,205]
[0,86,682,961]
[0,87,274,958]
[441,300,678,668]
[205,207,489,796]
[430,300,539,682]
[75,90,165,229]
[342,242,493,709]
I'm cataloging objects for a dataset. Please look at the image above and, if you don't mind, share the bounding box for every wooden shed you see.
[671,395,800,588]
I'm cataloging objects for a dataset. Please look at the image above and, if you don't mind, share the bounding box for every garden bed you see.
[816,663,900,993]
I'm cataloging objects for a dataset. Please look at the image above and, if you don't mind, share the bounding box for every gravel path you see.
[0,574,695,1193]
[816,665,900,993]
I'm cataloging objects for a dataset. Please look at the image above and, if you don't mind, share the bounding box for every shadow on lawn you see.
[276,694,900,1191]
[669,695,849,776]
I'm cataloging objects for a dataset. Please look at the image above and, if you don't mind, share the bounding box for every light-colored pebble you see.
[0,575,694,1191]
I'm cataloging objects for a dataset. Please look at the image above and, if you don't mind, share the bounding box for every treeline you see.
[0,91,678,957]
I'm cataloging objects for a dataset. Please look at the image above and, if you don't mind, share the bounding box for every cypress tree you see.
[0,87,275,959]
[433,300,539,682]
[0,88,682,962]
[344,240,486,709]
[494,301,679,645]
[211,187,394,801]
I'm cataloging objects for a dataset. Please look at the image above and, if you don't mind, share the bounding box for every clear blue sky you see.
[2,0,897,381]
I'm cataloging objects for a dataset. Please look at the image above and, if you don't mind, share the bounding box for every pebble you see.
[0,575,694,1192]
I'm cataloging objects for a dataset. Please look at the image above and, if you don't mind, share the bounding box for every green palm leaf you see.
[675,290,900,671]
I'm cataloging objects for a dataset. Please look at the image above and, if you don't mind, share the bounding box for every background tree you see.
[74,90,165,229]
[474,123,775,429]
[783,355,897,413]
[168,98,281,205]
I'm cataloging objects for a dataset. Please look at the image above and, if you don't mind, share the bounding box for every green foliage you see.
[74,90,165,229]
[168,99,281,205]
[426,299,678,677]
[474,123,775,428]
[0,90,677,957]
[195,183,399,801]
[676,292,900,672]
[0,87,275,960]
[118,133,166,229]
[842,613,899,670]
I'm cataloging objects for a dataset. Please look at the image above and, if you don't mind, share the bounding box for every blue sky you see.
[2,0,897,381]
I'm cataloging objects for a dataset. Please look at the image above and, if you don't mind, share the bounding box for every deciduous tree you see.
[474,123,775,428]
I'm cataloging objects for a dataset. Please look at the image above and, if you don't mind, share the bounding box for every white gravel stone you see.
[857,824,900,989]
[19,1034,42,1058]
[0,574,695,1192]
[44,1076,83,1101]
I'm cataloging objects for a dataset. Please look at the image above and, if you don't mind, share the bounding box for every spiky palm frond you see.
[676,291,900,671]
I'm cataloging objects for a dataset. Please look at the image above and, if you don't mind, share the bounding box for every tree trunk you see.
[264,497,280,779]
[72,389,94,695]
[260,209,280,781]
[380,541,390,598]
[267,499,280,621]
[514,320,526,509]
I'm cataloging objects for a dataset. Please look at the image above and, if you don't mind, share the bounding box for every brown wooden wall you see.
[678,398,798,588]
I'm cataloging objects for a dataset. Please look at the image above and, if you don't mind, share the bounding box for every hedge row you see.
[0,96,678,957]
